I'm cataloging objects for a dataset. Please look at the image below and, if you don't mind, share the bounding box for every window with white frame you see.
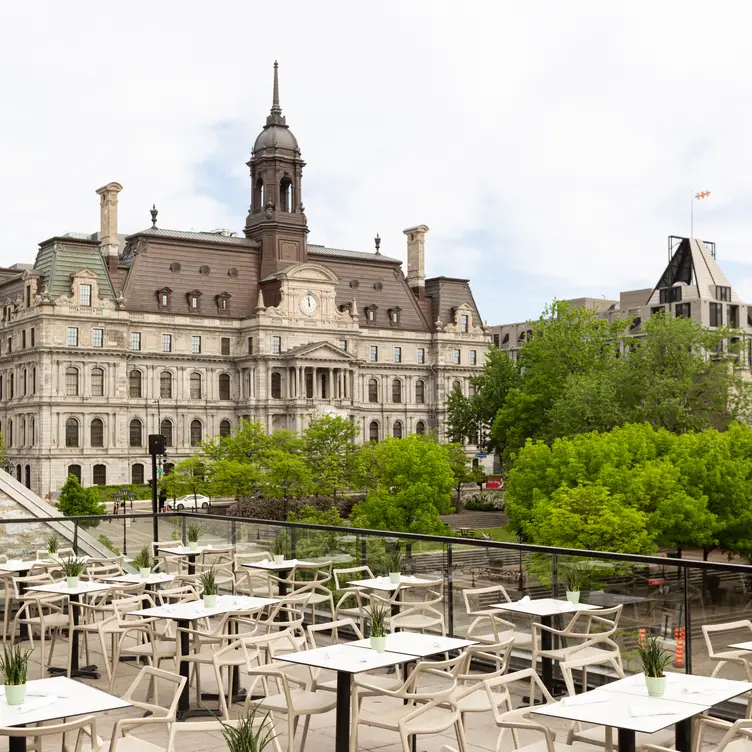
[79,284,92,307]
[191,335,201,354]
[417,347,425,364]
[453,349,461,364]
[162,334,172,353]
[394,346,402,363]
[67,327,79,346]
[459,314,469,333]
[131,332,141,351]
[369,345,378,362]
[469,349,477,365]
[92,328,103,348]
[271,336,281,354]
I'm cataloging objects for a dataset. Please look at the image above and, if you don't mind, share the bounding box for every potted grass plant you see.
[0,644,32,705]
[46,532,59,556]
[637,635,673,697]
[200,566,218,608]
[369,602,389,653]
[133,545,153,578]
[562,566,586,604]
[186,523,203,551]
[271,534,286,564]
[220,708,276,752]
[60,555,86,589]
[385,550,404,585]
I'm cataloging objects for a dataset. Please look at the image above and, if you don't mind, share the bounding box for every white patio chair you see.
[702,620,752,679]
[332,565,373,630]
[164,717,279,752]
[0,715,100,751]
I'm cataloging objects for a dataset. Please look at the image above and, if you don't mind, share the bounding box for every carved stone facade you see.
[0,64,490,497]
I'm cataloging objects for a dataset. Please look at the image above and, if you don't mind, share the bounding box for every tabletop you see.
[157,545,211,556]
[533,687,704,734]
[0,560,41,574]
[278,643,417,673]
[492,596,601,617]
[349,631,477,657]
[348,575,436,592]
[600,672,752,707]
[0,676,130,727]
[729,640,752,651]
[102,572,176,585]
[130,594,278,621]
[242,558,313,571]
[26,581,112,596]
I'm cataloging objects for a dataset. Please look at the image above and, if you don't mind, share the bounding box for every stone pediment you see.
[279,340,356,362]
[265,262,339,284]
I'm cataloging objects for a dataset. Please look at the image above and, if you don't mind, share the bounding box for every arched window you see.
[129,418,142,447]
[64,367,77,396]
[0,374,3,400]
[91,367,104,397]
[93,464,106,485]
[280,177,293,212]
[219,419,232,437]
[254,178,265,211]
[16,465,21,482]
[6,418,12,447]
[393,421,403,439]
[29,417,34,446]
[164,462,175,475]
[415,379,425,404]
[190,372,202,399]
[24,465,30,489]
[415,420,426,435]
[219,373,231,400]
[271,372,282,399]
[22,369,26,396]
[31,367,36,395]
[368,378,378,403]
[453,380,462,392]
[160,418,173,447]
[67,464,82,482]
[392,379,402,403]
[129,370,142,398]
[190,419,202,447]
[20,418,26,447]
[9,372,14,399]
[90,418,104,448]
[160,372,173,398]
[369,421,380,443]
[132,464,144,485]
[65,417,79,447]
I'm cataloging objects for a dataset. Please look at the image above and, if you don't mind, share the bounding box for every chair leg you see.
[455,718,469,752]
[299,715,311,752]
[214,661,230,720]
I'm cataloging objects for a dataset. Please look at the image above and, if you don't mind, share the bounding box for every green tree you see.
[446,443,474,510]
[302,413,359,499]
[203,418,271,464]
[262,451,313,519]
[351,435,454,535]
[57,474,106,528]
[161,456,209,505]
[207,459,262,500]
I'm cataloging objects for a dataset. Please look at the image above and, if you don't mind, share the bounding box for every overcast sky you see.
[2,1,752,324]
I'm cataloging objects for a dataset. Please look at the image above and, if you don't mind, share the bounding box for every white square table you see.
[157,545,211,575]
[348,574,435,592]
[0,675,130,752]
[102,572,176,586]
[349,631,476,657]
[492,597,601,691]
[26,581,113,679]
[242,558,314,596]
[278,643,418,752]
[130,594,278,718]
[728,640,752,651]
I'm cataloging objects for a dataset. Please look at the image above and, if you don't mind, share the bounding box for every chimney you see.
[95,182,123,260]
[404,224,429,299]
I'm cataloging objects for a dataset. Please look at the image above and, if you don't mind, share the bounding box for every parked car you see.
[167,494,211,511]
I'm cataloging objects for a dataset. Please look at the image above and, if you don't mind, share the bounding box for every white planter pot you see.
[566,590,581,604]
[5,683,26,705]
[273,555,284,563]
[188,541,198,551]
[203,594,217,609]
[370,636,387,653]
[139,568,151,578]
[389,572,401,584]
[67,576,79,589]
[645,675,666,697]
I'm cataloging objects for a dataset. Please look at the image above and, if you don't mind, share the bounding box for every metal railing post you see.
[290,526,297,558]
[230,519,237,547]
[552,553,559,598]
[73,522,79,555]
[684,566,692,674]
[360,535,367,568]
[446,543,454,637]
[181,515,187,545]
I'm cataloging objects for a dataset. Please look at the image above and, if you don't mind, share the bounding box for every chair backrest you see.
[165,716,275,752]
[234,551,271,569]
[292,560,333,586]
[0,715,100,751]
[113,594,154,626]
[703,620,752,658]
[333,565,374,590]
[462,585,511,613]
[12,571,54,596]
[155,585,200,605]
[565,604,623,636]
[399,653,464,700]
[86,562,124,580]
[122,665,186,719]
[458,638,515,681]
[307,617,363,648]
[559,649,626,697]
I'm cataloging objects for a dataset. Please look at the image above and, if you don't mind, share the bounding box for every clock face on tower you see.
[300,292,318,315]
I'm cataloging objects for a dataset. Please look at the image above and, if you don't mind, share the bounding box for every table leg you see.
[48,594,99,679]
[18,569,33,643]
[201,616,247,706]
[178,621,191,716]
[336,671,351,752]
[187,555,196,576]
[540,614,553,693]
[9,732,26,752]
[675,718,692,752]
[617,729,636,752]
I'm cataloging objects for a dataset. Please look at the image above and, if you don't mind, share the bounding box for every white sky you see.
[1,1,751,323]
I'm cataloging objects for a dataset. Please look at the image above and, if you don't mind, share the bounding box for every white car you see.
[167,494,211,511]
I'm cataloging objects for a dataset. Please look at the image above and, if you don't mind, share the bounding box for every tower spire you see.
[266,61,286,126]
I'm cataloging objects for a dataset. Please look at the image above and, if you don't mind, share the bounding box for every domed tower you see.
[245,62,309,279]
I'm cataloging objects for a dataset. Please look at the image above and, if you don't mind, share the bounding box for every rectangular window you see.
[162,334,172,353]
[25,287,30,308]
[130,332,141,351]
[417,347,425,364]
[92,328,103,348]
[493,334,500,347]
[338,339,347,352]
[30,328,35,347]
[469,349,477,366]
[67,327,79,347]
[221,337,230,355]
[651,306,665,316]
[21,331,26,349]
[271,336,281,355]
[79,284,92,307]
[717,285,731,301]
[192,335,202,354]
[247,337,253,354]
[369,345,378,362]
[394,346,402,363]
[728,305,740,328]
[7,337,11,353]
[453,348,461,364]
[675,302,691,319]
[469,384,477,397]
[709,302,723,327]
[459,314,469,333]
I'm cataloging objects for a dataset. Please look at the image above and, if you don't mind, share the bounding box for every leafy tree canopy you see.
[302,413,359,498]
[57,473,106,528]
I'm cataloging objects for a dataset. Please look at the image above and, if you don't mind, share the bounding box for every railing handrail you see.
[3,510,752,575]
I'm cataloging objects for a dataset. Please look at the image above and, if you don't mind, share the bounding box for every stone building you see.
[0,64,490,497]
[490,236,752,371]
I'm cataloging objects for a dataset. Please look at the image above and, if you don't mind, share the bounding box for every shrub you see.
[463,492,505,512]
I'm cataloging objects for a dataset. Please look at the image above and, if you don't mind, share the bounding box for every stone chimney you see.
[95,182,123,260]
[404,224,429,299]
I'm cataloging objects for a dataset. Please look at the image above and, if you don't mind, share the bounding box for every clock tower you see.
[245,62,309,279]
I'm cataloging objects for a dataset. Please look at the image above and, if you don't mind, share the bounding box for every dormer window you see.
[459,314,469,333]
[365,304,378,323]
[187,290,202,312]
[156,287,172,310]
[216,292,231,314]
[388,307,402,326]
[79,284,92,307]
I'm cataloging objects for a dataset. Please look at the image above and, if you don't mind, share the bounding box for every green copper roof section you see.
[34,237,115,301]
